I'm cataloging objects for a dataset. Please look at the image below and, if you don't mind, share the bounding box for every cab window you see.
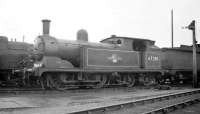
[132,40,146,51]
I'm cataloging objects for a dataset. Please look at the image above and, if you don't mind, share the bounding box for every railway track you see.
[68,89,200,114]
[0,88,44,94]
[0,86,193,97]
[0,86,140,95]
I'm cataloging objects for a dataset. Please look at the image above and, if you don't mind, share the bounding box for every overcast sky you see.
[0,0,199,47]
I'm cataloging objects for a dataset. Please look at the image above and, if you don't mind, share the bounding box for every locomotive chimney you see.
[42,19,51,35]
[77,29,88,42]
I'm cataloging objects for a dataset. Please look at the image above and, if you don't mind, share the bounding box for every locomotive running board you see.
[35,67,165,76]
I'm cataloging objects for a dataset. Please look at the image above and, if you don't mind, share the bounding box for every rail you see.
[68,89,200,114]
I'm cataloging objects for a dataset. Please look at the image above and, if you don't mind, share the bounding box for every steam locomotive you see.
[0,36,33,86]
[0,19,199,89]
[31,20,200,89]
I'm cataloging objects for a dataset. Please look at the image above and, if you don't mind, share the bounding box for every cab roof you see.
[100,35,155,44]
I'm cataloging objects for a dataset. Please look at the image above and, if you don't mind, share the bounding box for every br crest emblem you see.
[108,54,122,63]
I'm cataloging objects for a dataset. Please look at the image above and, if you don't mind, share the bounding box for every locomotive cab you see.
[101,35,162,69]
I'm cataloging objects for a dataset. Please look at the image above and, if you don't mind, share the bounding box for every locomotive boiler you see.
[33,20,163,89]
[34,20,115,68]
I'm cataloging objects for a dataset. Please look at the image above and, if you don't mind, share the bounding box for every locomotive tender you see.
[33,20,163,89]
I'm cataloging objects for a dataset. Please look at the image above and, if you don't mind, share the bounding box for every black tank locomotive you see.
[33,20,163,89]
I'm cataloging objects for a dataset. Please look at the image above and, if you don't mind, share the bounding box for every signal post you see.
[187,20,198,88]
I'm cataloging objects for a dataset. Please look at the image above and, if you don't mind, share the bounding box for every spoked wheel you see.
[125,74,136,88]
[40,73,68,90]
[93,74,107,89]
[39,75,48,89]
[143,76,156,86]
[51,74,70,90]
[39,74,56,89]
[51,77,67,90]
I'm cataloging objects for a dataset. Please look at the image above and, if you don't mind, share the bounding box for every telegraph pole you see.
[171,9,174,48]
[187,20,198,88]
